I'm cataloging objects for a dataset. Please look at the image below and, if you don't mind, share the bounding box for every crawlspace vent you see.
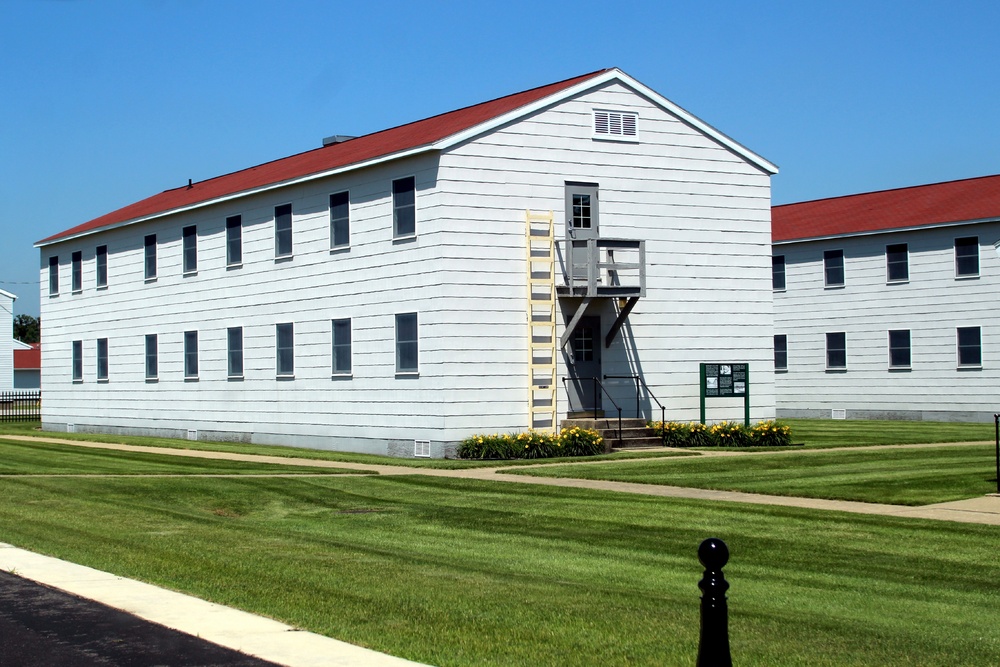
[831,409,847,420]
[414,440,431,458]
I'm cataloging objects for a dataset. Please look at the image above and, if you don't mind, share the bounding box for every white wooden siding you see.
[774,222,1000,420]
[40,79,775,453]
[0,291,13,389]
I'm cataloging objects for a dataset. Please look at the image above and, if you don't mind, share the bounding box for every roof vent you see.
[593,110,638,140]
[322,135,357,147]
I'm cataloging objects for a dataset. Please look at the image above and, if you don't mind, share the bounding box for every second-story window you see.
[48,256,59,295]
[886,243,908,282]
[71,251,82,293]
[955,236,979,278]
[772,255,786,291]
[96,245,108,288]
[393,177,416,238]
[275,204,293,258]
[144,234,157,280]
[226,215,242,266]
[824,249,844,287]
[330,191,350,249]
[182,225,198,274]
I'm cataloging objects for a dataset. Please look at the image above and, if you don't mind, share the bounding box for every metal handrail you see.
[604,374,666,443]
[561,376,622,443]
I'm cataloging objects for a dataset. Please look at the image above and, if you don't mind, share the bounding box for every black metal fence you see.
[0,391,41,422]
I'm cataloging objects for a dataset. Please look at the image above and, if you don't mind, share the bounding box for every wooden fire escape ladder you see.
[525,210,557,432]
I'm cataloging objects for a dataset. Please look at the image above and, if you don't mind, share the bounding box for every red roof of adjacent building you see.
[14,345,41,371]
[772,173,1000,243]
[38,69,612,246]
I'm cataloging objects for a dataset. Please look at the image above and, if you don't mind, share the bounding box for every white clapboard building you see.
[0,289,14,390]
[37,68,778,456]
[772,174,1000,422]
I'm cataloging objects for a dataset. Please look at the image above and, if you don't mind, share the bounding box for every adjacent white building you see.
[772,174,1000,422]
[37,68,778,455]
[0,289,14,390]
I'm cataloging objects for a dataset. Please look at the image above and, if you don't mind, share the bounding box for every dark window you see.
[144,235,157,280]
[184,330,199,378]
[330,191,350,248]
[824,249,844,287]
[96,245,108,287]
[275,204,293,257]
[71,251,82,292]
[276,323,294,376]
[48,256,59,295]
[332,318,352,375]
[772,255,786,290]
[182,225,197,273]
[886,243,908,282]
[145,334,158,379]
[393,177,416,238]
[395,312,418,373]
[955,237,979,277]
[72,340,83,382]
[226,215,242,266]
[826,332,846,369]
[957,327,982,366]
[228,327,244,378]
[888,330,911,368]
[572,326,595,362]
[97,338,108,381]
[570,194,593,231]
[774,334,787,370]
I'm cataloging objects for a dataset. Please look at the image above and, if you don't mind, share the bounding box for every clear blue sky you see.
[3,0,999,316]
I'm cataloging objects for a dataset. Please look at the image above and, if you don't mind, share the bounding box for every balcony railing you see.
[555,238,645,298]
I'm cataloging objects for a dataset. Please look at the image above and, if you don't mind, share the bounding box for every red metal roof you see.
[39,70,612,246]
[773,174,1000,242]
[14,346,40,370]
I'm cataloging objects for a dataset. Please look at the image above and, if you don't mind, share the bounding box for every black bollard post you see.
[696,538,732,667]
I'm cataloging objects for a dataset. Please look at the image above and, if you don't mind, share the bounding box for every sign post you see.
[700,363,750,427]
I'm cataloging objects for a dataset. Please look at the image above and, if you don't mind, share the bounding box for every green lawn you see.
[0,437,363,475]
[511,445,997,505]
[0,440,998,666]
[786,418,994,447]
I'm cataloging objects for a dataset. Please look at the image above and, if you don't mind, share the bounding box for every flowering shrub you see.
[457,427,604,460]
[649,419,793,448]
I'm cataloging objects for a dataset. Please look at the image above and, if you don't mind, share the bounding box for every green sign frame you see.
[699,363,750,427]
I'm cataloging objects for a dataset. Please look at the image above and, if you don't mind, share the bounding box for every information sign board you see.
[700,363,750,426]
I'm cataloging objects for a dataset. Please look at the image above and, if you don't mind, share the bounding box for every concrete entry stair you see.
[561,417,663,450]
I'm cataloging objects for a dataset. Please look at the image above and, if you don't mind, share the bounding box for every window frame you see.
[392,177,416,239]
[332,318,352,376]
[888,329,911,369]
[826,331,847,370]
[226,215,243,267]
[330,191,350,250]
[184,330,199,379]
[274,203,293,259]
[48,256,59,296]
[72,340,83,382]
[955,236,979,278]
[957,326,982,368]
[772,255,786,291]
[395,312,419,374]
[276,323,294,377]
[71,251,83,293]
[144,234,157,281]
[885,243,909,283]
[96,245,108,288]
[96,338,109,381]
[773,334,787,371]
[145,334,158,380]
[182,225,198,274]
[823,249,845,288]
[227,326,244,379]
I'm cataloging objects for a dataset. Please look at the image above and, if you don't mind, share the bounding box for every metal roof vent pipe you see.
[322,135,357,147]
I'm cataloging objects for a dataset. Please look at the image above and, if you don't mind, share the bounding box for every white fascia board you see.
[35,144,437,248]
[0,288,16,301]
[773,216,1000,245]
[431,69,779,175]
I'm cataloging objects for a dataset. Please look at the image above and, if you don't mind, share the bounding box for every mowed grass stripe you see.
[785,418,993,447]
[0,438,364,475]
[0,473,997,666]
[511,445,996,505]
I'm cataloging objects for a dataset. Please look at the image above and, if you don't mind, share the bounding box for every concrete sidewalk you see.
[0,543,429,667]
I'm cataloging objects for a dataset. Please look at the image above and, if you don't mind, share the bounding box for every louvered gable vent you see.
[594,110,638,139]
